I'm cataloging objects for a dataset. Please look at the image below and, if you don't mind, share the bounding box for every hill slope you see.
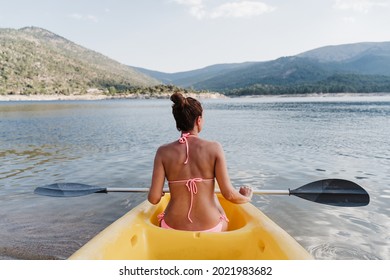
[297,41,390,63]
[0,27,159,95]
[135,62,256,87]
[140,41,390,95]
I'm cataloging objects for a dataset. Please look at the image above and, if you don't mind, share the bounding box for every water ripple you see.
[1,98,390,260]
[308,243,381,260]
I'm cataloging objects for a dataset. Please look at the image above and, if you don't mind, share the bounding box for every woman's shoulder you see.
[156,139,183,154]
[157,140,177,151]
[199,138,223,151]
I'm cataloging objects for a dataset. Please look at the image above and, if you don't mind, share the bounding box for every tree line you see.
[224,74,390,96]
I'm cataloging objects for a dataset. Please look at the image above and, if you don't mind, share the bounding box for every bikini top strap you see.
[178,132,193,164]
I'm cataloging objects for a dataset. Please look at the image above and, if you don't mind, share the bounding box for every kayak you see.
[33,179,367,259]
[69,194,313,260]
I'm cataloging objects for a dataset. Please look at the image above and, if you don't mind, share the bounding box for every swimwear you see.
[178,132,193,165]
[158,212,229,232]
[158,133,229,231]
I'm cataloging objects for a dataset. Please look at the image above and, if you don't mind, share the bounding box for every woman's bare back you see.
[158,136,225,230]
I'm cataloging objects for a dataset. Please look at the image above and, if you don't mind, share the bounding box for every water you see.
[0,95,389,260]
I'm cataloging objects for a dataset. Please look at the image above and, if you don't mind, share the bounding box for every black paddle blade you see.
[34,183,107,197]
[290,179,370,207]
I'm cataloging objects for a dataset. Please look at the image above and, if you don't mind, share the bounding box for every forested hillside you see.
[138,42,390,95]
[0,27,159,95]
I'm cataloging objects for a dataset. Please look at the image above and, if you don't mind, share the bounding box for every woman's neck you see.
[182,130,199,137]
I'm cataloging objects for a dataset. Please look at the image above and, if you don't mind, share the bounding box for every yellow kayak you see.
[69,194,313,260]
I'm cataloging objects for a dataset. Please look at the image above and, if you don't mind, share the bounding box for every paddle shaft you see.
[104,187,289,195]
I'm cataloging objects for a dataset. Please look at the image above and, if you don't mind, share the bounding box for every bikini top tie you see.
[178,132,193,164]
[169,178,213,223]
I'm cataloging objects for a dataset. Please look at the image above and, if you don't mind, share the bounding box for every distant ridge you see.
[134,62,256,87]
[297,41,390,63]
[0,27,159,95]
[137,41,390,95]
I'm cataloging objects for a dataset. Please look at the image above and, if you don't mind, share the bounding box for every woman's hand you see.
[239,185,253,201]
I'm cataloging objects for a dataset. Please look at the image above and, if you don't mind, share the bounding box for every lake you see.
[0,95,389,259]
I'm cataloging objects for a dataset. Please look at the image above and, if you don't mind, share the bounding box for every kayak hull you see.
[69,194,313,260]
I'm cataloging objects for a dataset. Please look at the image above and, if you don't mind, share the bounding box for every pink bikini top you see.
[168,133,214,223]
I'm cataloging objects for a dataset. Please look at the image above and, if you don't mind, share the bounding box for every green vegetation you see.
[0,27,159,96]
[224,74,390,96]
[106,84,196,97]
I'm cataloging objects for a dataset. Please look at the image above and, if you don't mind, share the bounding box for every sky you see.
[1,0,390,73]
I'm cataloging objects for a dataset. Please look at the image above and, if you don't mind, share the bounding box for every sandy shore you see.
[0,92,226,101]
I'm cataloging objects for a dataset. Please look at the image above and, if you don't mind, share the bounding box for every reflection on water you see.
[0,146,75,181]
[1,96,390,259]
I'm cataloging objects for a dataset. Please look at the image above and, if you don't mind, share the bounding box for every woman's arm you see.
[148,147,166,204]
[214,142,252,203]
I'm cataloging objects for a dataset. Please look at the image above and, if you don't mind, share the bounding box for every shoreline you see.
[1,92,389,102]
[0,94,110,102]
[0,92,226,102]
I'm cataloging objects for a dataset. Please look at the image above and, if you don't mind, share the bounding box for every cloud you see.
[68,13,98,23]
[172,0,275,19]
[171,0,205,19]
[210,1,275,18]
[333,0,389,13]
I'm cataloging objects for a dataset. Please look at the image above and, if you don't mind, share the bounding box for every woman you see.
[148,92,252,232]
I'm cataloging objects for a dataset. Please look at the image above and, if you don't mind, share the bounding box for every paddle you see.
[34,179,369,207]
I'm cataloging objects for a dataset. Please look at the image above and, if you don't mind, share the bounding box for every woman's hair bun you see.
[170,92,186,108]
[170,92,203,131]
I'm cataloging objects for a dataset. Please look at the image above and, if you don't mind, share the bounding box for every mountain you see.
[139,41,390,95]
[298,42,390,76]
[3,28,389,96]
[297,42,390,63]
[134,62,256,87]
[0,27,159,95]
